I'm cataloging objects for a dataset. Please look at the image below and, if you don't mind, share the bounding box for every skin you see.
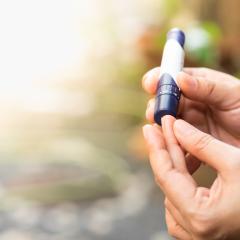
[143,67,240,147]
[142,68,240,239]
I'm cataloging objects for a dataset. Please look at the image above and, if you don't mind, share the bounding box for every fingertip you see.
[162,116,186,163]
[145,98,155,123]
[161,115,176,135]
[173,119,189,136]
[152,123,163,134]
[142,67,160,94]
[142,123,165,150]
[142,123,159,142]
[142,124,153,140]
[177,71,191,85]
[162,115,175,125]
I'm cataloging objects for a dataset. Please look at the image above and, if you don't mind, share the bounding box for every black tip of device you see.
[167,28,185,47]
[154,73,181,126]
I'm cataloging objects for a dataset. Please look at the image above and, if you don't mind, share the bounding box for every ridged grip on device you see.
[154,73,181,125]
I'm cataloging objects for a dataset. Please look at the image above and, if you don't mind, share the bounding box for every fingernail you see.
[174,120,195,136]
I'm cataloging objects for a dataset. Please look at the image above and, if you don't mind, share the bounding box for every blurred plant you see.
[185,22,222,67]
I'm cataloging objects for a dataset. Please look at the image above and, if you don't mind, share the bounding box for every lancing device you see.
[154,28,185,125]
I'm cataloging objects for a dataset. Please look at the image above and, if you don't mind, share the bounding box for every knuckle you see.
[142,67,159,87]
[206,80,216,97]
[193,133,213,153]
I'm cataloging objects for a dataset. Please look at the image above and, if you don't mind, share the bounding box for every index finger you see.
[161,115,188,173]
[143,124,197,211]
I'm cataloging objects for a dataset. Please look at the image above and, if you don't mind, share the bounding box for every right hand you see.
[142,67,240,148]
[143,118,240,240]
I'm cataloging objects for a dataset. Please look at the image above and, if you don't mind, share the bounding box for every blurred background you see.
[0,0,239,239]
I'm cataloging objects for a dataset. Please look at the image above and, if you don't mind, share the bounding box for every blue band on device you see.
[154,73,181,124]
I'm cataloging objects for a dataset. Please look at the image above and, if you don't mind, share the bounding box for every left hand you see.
[142,67,240,148]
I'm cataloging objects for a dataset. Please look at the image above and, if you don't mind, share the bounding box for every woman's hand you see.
[143,116,240,240]
[142,67,240,147]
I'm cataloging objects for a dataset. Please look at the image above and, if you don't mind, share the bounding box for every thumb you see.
[173,120,239,172]
[177,71,235,108]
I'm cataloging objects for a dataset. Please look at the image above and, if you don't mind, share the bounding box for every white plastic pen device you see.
[154,28,185,125]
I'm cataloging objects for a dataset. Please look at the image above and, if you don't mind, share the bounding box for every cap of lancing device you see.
[167,28,185,47]
[154,28,185,125]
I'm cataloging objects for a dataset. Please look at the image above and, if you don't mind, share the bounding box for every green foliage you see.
[201,21,222,43]
[187,45,219,67]
[185,22,222,67]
